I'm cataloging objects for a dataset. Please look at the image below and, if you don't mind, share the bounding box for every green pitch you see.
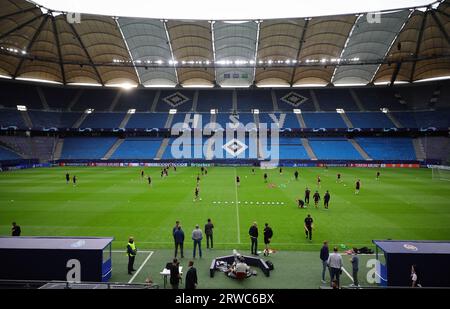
[1,166,450,251]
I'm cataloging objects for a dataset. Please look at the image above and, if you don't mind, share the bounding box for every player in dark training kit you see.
[298,199,305,209]
[66,173,70,184]
[313,191,320,208]
[305,187,311,206]
[355,179,361,194]
[336,173,341,183]
[279,167,283,175]
[264,173,268,183]
[147,176,152,186]
[141,170,144,179]
[317,176,321,188]
[376,171,380,180]
[196,175,200,184]
[324,191,330,209]
[194,186,201,202]
[294,170,299,181]
[72,175,77,186]
[304,214,314,241]
[236,176,241,187]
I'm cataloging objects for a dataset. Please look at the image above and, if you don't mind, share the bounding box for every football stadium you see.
[0,0,450,293]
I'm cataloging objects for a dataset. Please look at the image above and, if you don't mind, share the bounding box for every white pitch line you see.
[111,250,153,253]
[128,251,154,284]
[341,266,354,283]
[234,168,241,244]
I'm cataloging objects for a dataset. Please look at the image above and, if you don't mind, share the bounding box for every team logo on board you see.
[222,139,248,157]
[280,92,308,107]
[163,92,190,107]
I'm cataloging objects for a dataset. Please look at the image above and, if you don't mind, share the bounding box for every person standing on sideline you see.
[185,260,198,289]
[65,172,70,184]
[327,247,343,288]
[192,225,203,258]
[355,179,361,194]
[204,218,214,249]
[294,170,299,180]
[169,258,181,289]
[350,250,359,287]
[249,222,259,255]
[11,222,21,236]
[320,241,329,283]
[263,223,273,256]
[305,187,311,206]
[72,175,77,186]
[172,221,180,238]
[174,226,184,258]
[126,237,137,275]
[304,214,313,241]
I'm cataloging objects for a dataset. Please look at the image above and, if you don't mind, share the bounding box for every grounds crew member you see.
[127,237,137,275]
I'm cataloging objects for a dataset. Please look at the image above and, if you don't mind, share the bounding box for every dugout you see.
[373,240,450,287]
[0,236,113,282]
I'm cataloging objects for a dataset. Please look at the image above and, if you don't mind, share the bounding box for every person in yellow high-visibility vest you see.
[127,237,137,275]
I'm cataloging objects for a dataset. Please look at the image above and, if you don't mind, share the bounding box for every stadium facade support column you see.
[348,138,372,161]
[36,87,50,110]
[154,138,170,160]
[191,90,199,112]
[339,113,354,128]
[232,89,238,112]
[20,110,33,129]
[271,90,279,111]
[301,138,317,160]
[309,90,321,111]
[150,90,161,112]
[349,89,365,111]
[385,113,403,128]
[164,113,175,129]
[67,89,84,111]
[295,113,306,128]
[118,113,132,129]
[108,91,123,112]
[253,113,260,127]
[72,113,89,129]
[102,139,124,160]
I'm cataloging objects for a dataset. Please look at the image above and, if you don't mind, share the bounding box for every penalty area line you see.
[128,251,154,284]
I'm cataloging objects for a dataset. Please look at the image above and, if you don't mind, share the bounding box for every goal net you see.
[432,165,450,181]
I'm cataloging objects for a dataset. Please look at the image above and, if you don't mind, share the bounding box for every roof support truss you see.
[115,17,141,85]
[290,18,309,86]
[210,21,217,84]
[163,20,179,86]
[389,62,402,86]
[430,10,450,45]
[0,7,37,21]
[0,13,43,41]
[51,15,66,84]
[68,20,104,85]
[252,20,261,85]
[13,14,49,78]
[409,9,429,82]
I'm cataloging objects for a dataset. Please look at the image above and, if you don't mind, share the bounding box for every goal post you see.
[431,165,450,181]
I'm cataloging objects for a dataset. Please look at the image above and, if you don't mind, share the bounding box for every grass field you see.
[1,166,450,251]
[1,166,450,288]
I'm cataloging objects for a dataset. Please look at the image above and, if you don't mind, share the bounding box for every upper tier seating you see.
[258,113,301,128]
[126,113,169,129]
[0,109,25,127]
[29,111,81,128]
[0,82,42,109]
[392,110,450,128]
[354,87,406,111]
[155,90,194,112]
[237,89,273,112]
[275,89,316,111]
[346,112,395,128]
[315,89,358,111]
[72,88,117,111]
[114,90,156,112]
[197,90,233,112]
[0,145,21,160]
[80,112,126,129]
[41,87,80,110]
[302,112,347,128]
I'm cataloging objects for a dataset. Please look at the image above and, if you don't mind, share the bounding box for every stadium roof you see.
[0,0,449,88]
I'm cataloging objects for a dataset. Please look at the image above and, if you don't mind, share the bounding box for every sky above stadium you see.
[32,0,435,20]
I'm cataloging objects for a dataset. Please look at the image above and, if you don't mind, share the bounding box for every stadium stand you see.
[71,88,118,112]
[420,137,450,164]
[355,137,416,160]
[0,145,21,160]
[273,138,310,160]
[258,113,301,128]
[197,90,233,112]
[126,113,169,129]
[308,138,363,160]
[314,89,358,111]
[40,87,81,110]
[60,137,117,160]
[275,89,316,112]
[114,90,156,112]
[0,109,25,128]
[302,112,347,128]
[110,138,163,159]
[0,136,54,161]
[155,90,194,112]
[0,82,43,109]
[392,110,450,128]
[346,112,395,128]
[28,111,82,129]
[80,112,126,129]
[236,89,273,112]
[353,87,405,111]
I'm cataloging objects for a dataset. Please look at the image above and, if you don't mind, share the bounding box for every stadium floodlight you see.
[127,109,136,114]
[336,108,345,114]
[381,108,389,113]
[293,109,302,114]
[17,105,27,111]
[169,109,177,114]
[252,109,260,114]
[210,109,218,115]
[85,109,94,114]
